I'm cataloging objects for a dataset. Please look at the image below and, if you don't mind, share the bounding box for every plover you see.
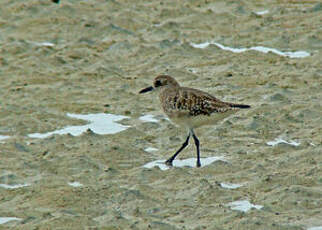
[139,75,250,167]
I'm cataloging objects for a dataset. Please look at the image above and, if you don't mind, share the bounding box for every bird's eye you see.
[155,80,161,87]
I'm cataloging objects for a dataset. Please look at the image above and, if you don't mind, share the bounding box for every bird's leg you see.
[190,129,201,167]
[165,133,190,166]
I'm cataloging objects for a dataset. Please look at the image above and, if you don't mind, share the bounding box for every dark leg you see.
[191,129,201,167]
[165,133,190,166]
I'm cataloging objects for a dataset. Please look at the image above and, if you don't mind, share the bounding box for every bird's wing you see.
[183,88,233,116]
[161,87,232,116]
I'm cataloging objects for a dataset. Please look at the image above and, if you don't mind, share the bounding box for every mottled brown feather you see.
[160,86,240,117]
[146,75,250,129]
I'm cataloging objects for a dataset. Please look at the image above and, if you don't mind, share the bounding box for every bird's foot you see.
[165,159,173,166]
[196,161,201,168]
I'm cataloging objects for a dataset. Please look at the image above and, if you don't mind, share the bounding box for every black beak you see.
[139,86,154,94]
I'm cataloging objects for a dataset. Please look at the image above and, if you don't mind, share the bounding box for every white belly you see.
[167,110,235,129]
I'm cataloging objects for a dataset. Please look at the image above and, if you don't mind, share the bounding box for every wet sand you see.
[0,0,321,229]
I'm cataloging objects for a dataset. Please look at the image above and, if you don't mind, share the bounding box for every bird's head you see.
[139,75,179,94]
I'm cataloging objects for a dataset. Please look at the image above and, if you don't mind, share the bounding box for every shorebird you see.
[139,75,250,167]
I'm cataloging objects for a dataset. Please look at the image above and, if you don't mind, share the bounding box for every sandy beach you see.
[0,0,321,229]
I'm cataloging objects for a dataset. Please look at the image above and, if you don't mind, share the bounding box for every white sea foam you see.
[139,114,159,123]
[226,200,263,212]
[220,182,243,189]
[143,156,226,171]
[308,227,322,230]
[68,182,83,187]
[0,217,22,225]
[0,135,10,141]
[28,113,130,138]
[267,138,300,147]
[0,183,30,189]
[144,147,158,152]
[190,42,310,58]
[33,41,55,47]
[255,10,269,15]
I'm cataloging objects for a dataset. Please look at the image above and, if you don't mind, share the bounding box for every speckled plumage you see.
[139,75,250,167]
[156,75,249,128]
